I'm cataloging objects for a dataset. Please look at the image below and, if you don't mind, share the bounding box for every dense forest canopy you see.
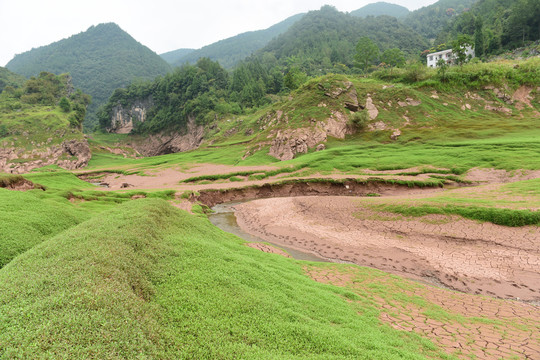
[435,0,540,56]
[350,2,410,18]
[253,6,429,75]
[0,67,25,94]
[171,14,305,69]
[160,48,195,64]
[402,0,477,40]
[96,1,539,137]
[99,58,231,134]
[6,23,171,129]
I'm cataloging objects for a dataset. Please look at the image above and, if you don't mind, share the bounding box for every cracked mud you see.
[305,265,540,360]
[234,196,540,302]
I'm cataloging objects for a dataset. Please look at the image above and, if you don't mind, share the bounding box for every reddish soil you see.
[465,167,540,184]
[234,196,540,302]
[306,265,540,360]
[245,243,291,258]
[81,164,451,192]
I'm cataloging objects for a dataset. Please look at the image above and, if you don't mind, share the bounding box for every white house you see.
[427,46,475,68]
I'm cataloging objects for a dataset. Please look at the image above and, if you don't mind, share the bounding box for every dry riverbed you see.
[234,196,540,302]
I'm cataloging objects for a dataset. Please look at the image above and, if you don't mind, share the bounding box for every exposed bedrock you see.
[0,139,91,174]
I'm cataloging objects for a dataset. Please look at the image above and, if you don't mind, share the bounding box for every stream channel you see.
[209,201,327,262]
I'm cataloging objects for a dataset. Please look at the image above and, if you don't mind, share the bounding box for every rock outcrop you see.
[131,116,204,156]
[107,98,153,134]
[269,128,327,161]
[268,80,359,161]
[0,139,91,174]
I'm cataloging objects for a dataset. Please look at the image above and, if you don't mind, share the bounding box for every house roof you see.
[428,49,452,57]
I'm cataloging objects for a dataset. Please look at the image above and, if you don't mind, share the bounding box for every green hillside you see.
[402,0,477,40]
[160,48,195,64]
[0,67,25,93]
[351,2,410,18]
[0,72,90,143]
[255,6,430,74]
[98,58,230,134]
[5,23,171,129]
[171,13,305,69]
[435,0,540,56]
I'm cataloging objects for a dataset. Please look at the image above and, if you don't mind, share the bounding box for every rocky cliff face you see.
[268,80,359,161]
[130,116,204,156]
[0,138,91,174]
[107,98,153,134]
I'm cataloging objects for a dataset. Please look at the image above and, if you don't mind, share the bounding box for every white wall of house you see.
[427,46,475,68]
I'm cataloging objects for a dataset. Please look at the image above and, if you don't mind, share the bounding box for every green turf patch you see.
[375,204,540,227]
[0,188,88,268]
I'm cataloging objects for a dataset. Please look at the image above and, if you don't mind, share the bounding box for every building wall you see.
[426,46,475,68]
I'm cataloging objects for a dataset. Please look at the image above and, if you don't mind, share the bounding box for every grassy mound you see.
[0,188,88,268]
[0,199,448,359]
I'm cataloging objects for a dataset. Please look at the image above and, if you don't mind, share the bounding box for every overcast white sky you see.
[0,0,438,66]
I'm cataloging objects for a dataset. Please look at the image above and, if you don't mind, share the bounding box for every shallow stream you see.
[209,202,326,262]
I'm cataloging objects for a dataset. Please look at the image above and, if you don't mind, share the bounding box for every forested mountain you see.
[160,48,195,64]
[0,67,25,93]
[6,23,171,129]
[402,0,477,40]
[435,0,540,55]
[351,2,410,18]
[171,13,305,69]
[253,6,429,74]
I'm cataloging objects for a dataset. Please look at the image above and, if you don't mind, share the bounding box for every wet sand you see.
[234,196,540,301]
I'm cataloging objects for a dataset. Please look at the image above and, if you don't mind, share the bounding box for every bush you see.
[59,97,71,112]
[0,124,8,138]
[349,110,369,130]
[403,62,429,83]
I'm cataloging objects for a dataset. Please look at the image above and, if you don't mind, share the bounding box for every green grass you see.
[23,171,96,191]
[182,164,306,183]
[0,188,88,268]
[0,170,177,270]
[499,178,540,197]
[0,199,451,359]
[373,204,540,227]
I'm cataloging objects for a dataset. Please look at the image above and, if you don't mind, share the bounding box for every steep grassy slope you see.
[0,198,450,359]
[6,23,171,129]
[171,13,304,69]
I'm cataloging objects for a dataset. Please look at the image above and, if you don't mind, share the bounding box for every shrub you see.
[349,110,369,130]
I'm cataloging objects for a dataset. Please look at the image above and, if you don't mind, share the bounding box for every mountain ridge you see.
[6,23,171,129]
[170,13,305,69]
[351,2,410,18]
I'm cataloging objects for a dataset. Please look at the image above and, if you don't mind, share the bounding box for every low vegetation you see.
[0,72,91,148]
[0,199,451,358]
